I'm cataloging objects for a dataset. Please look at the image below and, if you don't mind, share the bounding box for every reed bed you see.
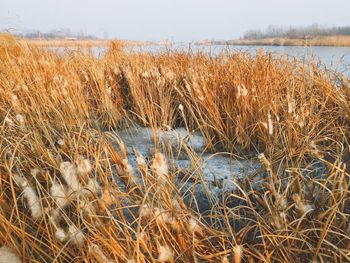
[217,35,350,46]
[0,36,349,262]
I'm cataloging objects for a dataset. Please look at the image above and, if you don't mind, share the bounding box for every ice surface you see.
[110,126,260,212]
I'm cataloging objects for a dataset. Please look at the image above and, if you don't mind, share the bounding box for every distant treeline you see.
[13,28,98,40]
[243,24,350,40]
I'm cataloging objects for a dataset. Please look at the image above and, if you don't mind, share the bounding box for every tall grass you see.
[221,35,350,46]
[0,38,349,262]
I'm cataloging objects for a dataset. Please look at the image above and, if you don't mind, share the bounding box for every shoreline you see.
[199,35,350,47]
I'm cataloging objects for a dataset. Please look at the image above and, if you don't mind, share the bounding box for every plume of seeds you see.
[60,161,81,192]
[13,174,42,219]
[89,244,114,263]
[152,152,169,185]
[0,246,22,263]
[158,244,174,262]
[258,153,271,172]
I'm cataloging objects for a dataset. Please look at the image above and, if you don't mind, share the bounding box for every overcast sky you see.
[1,0,349,41]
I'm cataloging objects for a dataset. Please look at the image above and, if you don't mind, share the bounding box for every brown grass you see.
[20,38,156,48]
[217,35,350,46]
[0,38,349,262]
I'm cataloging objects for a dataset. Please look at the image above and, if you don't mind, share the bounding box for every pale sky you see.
[1,0,349,41]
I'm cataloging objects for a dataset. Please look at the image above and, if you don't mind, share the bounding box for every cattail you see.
[141,71,150,79]
[140,204,152,217]
[89,244,114,263]
[85,178,101,196]
[135,150,148,176]
[77,156,92,175]
[68,224,85,246]
[55,228,67,242]
[158,245,174,262]
[267,113,273,136]
[60,161,81,192]
[15,114,25,125]
[236,84,248,99]
[50,182,69,209]
[136,154,146,168]
[13,174,42,219]
[295,114,305,128]
[123,159,139,185]
[233,245,243,263]
[0,246,22,263]
[287,96,295,114]
[48,213,67,241]
[154,207,175,225]
[171,198,182,212]
[152,153,169,184]
[188,217,202,235]
[258,153,271,172]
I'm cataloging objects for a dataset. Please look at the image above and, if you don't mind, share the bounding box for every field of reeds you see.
[0,34,350,262]
[21,39,155,48]
[214,35,350,46]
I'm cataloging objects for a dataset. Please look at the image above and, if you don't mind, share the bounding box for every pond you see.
[48,44,350,75]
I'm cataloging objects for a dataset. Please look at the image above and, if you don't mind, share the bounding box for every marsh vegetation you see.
[0,35,349,262]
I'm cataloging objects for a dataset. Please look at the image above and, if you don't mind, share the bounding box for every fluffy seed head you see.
[158,245,174,262]
[188,217,202,234]
[55,228,67,242]
[258,153,271,171]
[0,246,22,263]
[267,113,273,136]
[120,159,138,185]
[89,244,114,263]
[140,204,152,217]
[154,207,175,225]
[14,174,42,219]
[60,161,81,192]
[50,182,68,209]
[152,153,169,184]
[77,157,92,175]
[85,178,101,196]
[15,114,25,125]
[68,224,85,246]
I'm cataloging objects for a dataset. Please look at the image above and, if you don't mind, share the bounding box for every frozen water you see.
[110,125,260,212]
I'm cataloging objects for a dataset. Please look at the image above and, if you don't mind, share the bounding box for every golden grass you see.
[20,39,155,48]
[221,35,350,46]
[0,38,349,262]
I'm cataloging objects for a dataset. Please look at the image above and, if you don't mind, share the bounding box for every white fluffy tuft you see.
[0,246,21,263]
